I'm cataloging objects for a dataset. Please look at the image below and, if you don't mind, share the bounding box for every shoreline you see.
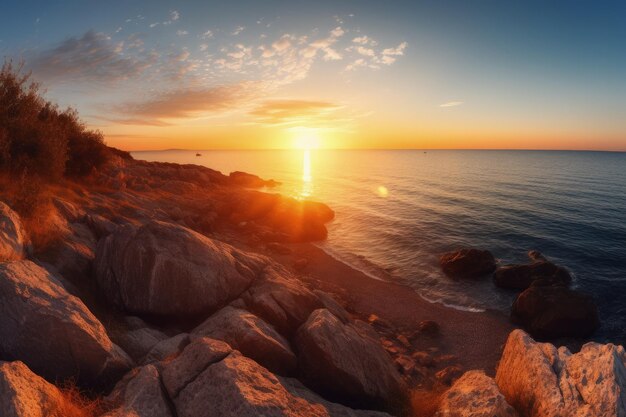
[243,238,515,376]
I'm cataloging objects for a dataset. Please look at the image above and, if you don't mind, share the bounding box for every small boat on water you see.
[196,153,202,156]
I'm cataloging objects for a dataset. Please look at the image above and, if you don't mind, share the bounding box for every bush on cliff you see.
[0,62,110,181]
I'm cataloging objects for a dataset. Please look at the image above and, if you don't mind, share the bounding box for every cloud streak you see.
[439,101,464,108]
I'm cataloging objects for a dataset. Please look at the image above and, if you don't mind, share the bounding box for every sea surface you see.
[133,149,626,344]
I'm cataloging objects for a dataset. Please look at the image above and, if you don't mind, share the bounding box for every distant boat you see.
[196,153,202,156]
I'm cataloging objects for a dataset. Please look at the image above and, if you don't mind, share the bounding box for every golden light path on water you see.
[300,148,313,199]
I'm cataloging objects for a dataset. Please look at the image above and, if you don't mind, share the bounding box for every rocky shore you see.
[0,152,624,417]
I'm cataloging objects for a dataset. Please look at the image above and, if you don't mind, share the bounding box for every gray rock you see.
[103,365,173,417]
[161,337,390,417]
[95,220,266,317]
[0,260,132,386]
[142,333,191,365]
[192,306,297,375]
[295,309,406,410]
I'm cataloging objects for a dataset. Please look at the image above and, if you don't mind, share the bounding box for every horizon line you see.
[127,147,626,153]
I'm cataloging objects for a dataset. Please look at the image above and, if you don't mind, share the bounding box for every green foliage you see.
[0,61,109,181]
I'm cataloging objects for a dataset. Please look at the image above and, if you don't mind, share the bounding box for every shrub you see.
[0,61,110,181]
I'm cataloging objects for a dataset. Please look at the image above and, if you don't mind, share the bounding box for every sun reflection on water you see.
[300,148,313,199]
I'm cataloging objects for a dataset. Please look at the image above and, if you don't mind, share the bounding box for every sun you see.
[292,129,320,149]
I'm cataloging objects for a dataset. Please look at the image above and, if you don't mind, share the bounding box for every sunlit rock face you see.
[435,370,517,417]
[0,361,75,417]
[0,260,132,387]
[496,329,626,417]
[192,306,297,376]
[95,220,266,318]
[0,202,26,262]
[295,308,406,411]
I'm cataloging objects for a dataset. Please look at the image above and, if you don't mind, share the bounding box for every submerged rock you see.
[95,220,266,317]
[493,251,571,290]
[496,329,626,417]
[192,306,297,375]
[511,284,599,338]
[295,309,406,411]
[0,260,131,386]
[435,370,517,417]
[0,201,26,262]
[439,249,496,279]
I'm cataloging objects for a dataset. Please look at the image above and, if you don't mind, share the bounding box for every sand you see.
[267,242,514,376]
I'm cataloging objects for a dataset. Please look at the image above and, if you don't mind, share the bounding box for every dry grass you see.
[54,382,104,417]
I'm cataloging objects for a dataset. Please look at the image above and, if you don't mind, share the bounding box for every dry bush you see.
[54,381,104,417]
[0,61,110,181]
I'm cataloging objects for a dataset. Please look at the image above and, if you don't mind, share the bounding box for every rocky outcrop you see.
[229,171,280,188]
[192,306,297,375]
[0,361,80,417]
[0,201,26,261]
[436,370,517,417]
[0,260,131,386]
[440,249,496,279]
[295,308,406,410]
[496,329,626,417]
[110,317,169,362]
[158,337,389,417]
[242,266,322,334]
[511,284,599,338]
[493,251,571,290]
[95,220,266,317]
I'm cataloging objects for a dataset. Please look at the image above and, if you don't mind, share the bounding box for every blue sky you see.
[1,0,625,150]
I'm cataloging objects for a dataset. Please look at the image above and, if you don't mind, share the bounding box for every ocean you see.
[133,149,626,344]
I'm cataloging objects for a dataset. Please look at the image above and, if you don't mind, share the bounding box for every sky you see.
[1,0,626,151]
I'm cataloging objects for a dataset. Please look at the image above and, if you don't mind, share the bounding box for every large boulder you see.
[0,361,81,417]
[0,260,131,386]
[511,284,599,338]
[95,220,266,317]
[295,309,406,411]
[496,329,626,417]
[0,202,26,261]
[160,337,390,417]
[493,252,571,290]
[242,266,322,335]
[435,370,517,417]
[439,249,496,279]
[192,306,297,375]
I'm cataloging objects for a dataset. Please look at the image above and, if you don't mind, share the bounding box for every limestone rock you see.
[436,370,517,417]
[496,329,626,417]
[0,361,75,417]
[0,260,131,386]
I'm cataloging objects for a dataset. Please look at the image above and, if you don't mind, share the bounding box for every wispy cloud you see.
[232,26,245,36]
[250,99,342,126]
[112,81,266,124]
[439,101,464,108]
[28,30,155,83]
